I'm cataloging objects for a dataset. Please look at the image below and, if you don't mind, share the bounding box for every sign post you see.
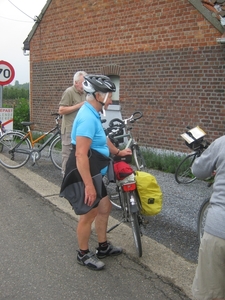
[0,85,2,108]
[0,60,15,107]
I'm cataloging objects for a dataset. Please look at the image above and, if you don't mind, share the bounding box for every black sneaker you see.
[77,251,105,270]
[96,243,123,259]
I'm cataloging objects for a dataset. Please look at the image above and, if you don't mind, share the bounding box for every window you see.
[108,75,120,105]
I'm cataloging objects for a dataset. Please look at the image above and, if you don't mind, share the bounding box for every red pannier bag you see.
[113,161,134,180]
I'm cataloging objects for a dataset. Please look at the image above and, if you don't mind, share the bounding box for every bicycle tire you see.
[0,136,3,152]
[175,152,197,184]
[129,192,142,257]
[50,135,62,170]
[130,211,142,257]
[110,193,122,210]
[0,131,31,169]
[197,198,210,242]
[0,130,3,152]
[132,144,146,171]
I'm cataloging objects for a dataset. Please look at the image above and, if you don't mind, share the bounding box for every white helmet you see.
[83,75,116,94]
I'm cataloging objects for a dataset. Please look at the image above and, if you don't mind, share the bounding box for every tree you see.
[3,86,29,100]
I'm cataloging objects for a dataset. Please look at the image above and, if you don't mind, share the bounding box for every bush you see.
[4,98,30,131]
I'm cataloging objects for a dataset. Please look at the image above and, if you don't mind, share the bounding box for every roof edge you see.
[23,0,52,51]
[189,0,224,34]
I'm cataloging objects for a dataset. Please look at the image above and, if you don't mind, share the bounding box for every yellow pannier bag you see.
[135,171,163,216]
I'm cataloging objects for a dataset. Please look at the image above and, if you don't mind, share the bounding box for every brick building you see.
[24,0,225,153]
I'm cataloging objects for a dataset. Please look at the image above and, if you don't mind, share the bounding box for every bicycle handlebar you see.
[108,118,124,128]
[51,113,62,119]
[109,111,143,128]
[130,111,143,123]
[106,111,143,138]
[50,113,62,127]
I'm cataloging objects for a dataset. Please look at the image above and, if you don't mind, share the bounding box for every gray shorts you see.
[192,232,225,300]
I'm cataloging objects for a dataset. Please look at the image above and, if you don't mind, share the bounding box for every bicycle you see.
[103,112,147,257]
[0,113,62,170]
[105,111,146,171]
[0,121,6,152]
[197,172,215,241]
[175,126,210,184]
[197,197,211,242]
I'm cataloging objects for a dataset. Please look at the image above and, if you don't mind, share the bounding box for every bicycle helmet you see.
[83,75,116,94]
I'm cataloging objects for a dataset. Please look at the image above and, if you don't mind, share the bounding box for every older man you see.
[59,71,87,175]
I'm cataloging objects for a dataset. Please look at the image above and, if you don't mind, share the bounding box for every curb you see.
[4,165,196,299]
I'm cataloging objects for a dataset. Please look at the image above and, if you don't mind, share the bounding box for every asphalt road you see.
[21,155,212,264]
[0,166,190,300]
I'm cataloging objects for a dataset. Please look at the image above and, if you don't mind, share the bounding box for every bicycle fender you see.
[130,203,138,213]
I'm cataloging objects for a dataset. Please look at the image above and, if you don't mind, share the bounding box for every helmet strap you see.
[93,93,109,116]
[102,93,109,116]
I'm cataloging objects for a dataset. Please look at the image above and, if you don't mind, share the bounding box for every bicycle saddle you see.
[21,121,34,126]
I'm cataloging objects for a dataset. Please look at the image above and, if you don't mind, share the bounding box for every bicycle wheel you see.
[0,135,3,152]
[132,144,146,171]
[175,152,197,184]
[197,198,210,242]
[50,136,62,170]
[128,192,142,257]
[0,131,31,169]
[110,193,122,210]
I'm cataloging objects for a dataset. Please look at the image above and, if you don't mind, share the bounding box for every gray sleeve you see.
[191,142,217,179]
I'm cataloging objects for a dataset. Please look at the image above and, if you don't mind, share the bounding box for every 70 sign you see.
[0,60,15,86]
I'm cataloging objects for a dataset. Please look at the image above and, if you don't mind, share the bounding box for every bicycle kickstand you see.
[107,220,124,233]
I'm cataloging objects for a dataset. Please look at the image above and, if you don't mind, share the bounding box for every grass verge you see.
[141,149,186,174]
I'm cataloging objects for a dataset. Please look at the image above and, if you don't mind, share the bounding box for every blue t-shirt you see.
[71,102,109,174]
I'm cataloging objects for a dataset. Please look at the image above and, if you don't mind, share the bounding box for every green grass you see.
[141,149,186,174]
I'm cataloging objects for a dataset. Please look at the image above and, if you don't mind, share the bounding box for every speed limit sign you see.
[0,60,15,86]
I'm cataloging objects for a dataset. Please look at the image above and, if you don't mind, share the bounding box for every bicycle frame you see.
[9,113,61,156]
[113,132,139,150]
[24,125,60,153]
[107,112,142,149]
[0,114,62,169]
[106,112,146,171]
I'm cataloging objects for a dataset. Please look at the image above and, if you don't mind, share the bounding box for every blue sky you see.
[0,0,47,84]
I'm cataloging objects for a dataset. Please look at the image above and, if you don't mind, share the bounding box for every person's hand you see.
[84,183,97,206]
[118,148,132,157]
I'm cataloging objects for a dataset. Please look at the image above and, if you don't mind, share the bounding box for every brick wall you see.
[29,0,225,153]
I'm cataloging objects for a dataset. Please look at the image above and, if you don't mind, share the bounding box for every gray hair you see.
[73,71,87,84]
[86,91,106,101]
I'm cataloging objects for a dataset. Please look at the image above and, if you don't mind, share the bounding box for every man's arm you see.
[58,102,84,115]
[191,142,217,179]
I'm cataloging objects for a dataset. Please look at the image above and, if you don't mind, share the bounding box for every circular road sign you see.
[0,60,15,86]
